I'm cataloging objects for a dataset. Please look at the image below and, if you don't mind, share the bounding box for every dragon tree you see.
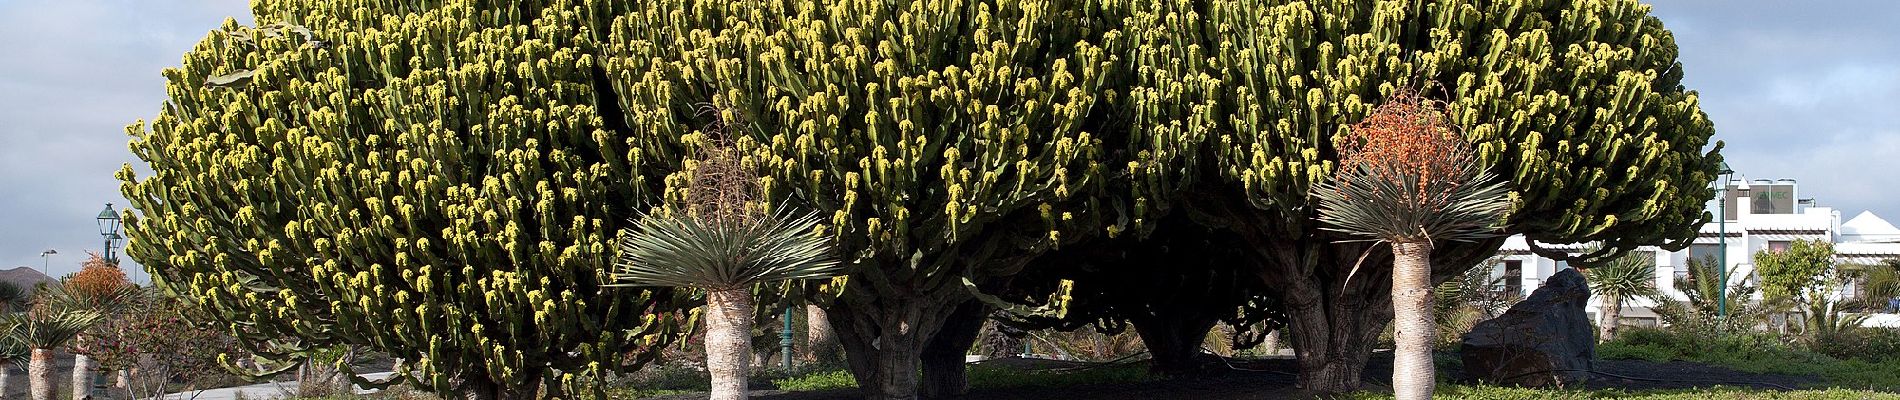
[1108,0,1721,392]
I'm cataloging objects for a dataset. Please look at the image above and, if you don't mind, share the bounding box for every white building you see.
[1488,178,1900,328]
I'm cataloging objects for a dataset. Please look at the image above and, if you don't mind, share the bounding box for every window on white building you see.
[1689,244,1721,263]
[1768,241,1791,253]
[1503,260,1523,296]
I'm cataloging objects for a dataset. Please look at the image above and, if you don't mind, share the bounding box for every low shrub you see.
[1809,327,1900,363]
[770,369,857,391]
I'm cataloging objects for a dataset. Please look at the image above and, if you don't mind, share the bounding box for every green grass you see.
[762,362,1157,393]
[1598,327,1900,390]
[1348,385,1900,399]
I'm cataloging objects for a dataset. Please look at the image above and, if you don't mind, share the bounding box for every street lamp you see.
[1715,162,1734,318]
[97,203,123,265]
[38,249,57,276]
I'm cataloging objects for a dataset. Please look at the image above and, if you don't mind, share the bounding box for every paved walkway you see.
[163,372,395,400]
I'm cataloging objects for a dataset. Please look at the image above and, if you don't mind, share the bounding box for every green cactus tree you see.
[1109,0,1721,392]
[607,1,1116,398]
[117,1,711,397]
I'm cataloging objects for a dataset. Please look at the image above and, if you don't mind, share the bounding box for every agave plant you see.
[1584,249,1661,341]
[1313,90,1511,400]
[612,129,841,400]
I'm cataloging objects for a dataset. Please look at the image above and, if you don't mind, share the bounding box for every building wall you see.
[1485,179,1899,328]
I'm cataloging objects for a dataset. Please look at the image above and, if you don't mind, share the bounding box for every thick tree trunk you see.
[829,287,966,400]
[920,301,987,398]
[30,349,54,400]
[1598,293,1623,342]
[706,287,755,400]
[1129,313,1220,375]
[1222,221,1500,395]
[1390,242,1436,400]
[804,305,835,362]
[71,354,93,400]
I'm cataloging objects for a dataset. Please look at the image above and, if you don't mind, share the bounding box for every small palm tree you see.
[0,282,30,314]
[1314,89,1511,400]
[5,307,104,400]
[612,128,841,400]
[1584,250,1659,341]
[1655,256,1767,334]
[0,320,29,400]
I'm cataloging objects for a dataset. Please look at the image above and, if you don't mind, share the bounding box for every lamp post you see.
[38,249,57,276]
[1715,163,1734,319]
[97,203,123,265]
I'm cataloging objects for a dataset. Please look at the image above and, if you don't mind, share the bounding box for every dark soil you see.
[656,352,1832,400]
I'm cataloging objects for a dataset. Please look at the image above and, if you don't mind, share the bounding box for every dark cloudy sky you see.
[0,1,1895,280]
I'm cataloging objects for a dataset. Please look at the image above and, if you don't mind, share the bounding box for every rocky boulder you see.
[1460,268,1594,387]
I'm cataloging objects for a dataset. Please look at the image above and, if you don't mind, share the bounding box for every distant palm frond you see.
[36,283,146,315]
[0,320,26,366]
[0,282,29,313]
[1586,250,1661,301]
[612,209,843,289]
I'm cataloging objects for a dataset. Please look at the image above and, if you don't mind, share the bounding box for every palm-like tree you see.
[0,282,30,314]
[1585,250,1660,341]
[0,320,29,400]
[1314,90,1511,400]
[5,307,104,400]
[1655,256,1768,334]
[612,134,841,400]
[42,283,143,400]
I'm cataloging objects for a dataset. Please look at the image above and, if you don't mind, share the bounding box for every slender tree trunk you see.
[1129,313,1219,375]
[1598,292,1623,342]
[804,305,835,362]
[115,370,129,398]
[920,301,986,399]
[2,363,14,400]
[706,287,755,400]
[30,349,54,400]
[71,354,92,400]
[1390,242,1436,400]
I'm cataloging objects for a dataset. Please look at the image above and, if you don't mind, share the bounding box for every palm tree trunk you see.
[71,354,92,400]
[706,287,754,400]
[30,349,54,400]
[1391,241,1436,400]
[804,305,833,361]
[1598,292,1623,341]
